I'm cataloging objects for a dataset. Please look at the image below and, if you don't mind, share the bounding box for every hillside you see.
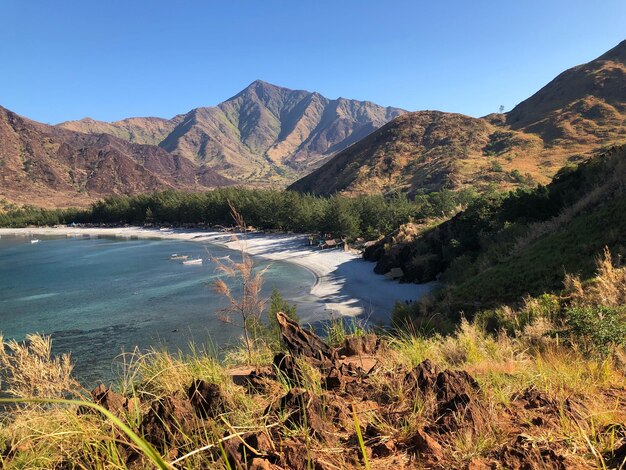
[58,80,406,185]
[0,106,232,208]
[290,40,626,196]
[364,144,626,314]
[506,39,626,144]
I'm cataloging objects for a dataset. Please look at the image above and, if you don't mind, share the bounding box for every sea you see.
[0,234,316,386]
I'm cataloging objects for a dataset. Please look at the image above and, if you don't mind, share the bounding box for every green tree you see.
[267,288,298,344]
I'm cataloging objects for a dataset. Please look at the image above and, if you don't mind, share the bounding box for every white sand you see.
[0,227,435,323]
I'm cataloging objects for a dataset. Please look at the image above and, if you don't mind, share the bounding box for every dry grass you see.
[0,334,84,404]
[1,320,625,469]
[562,246,626,310]
[211,205,269,364]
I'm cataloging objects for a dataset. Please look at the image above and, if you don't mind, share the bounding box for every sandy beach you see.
[0,226,435,323]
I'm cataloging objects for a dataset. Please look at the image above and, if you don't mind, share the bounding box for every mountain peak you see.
[248,79,274,88]
[506,39,626,133]
[226,79,290,103]
[241,79,286,94]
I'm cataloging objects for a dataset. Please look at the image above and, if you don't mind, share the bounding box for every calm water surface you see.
[0,235,315,385]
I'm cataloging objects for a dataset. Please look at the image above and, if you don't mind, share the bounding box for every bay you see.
[0,235,316,386]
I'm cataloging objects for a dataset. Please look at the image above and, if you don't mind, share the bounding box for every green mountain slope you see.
[365,144,626,313]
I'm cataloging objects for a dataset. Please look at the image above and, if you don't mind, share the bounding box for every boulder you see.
[140,395,195,450]
[408,428,444,462]
[276,312,337,364]
[273,352,303,384]
[265,388,330,440]
[222,430,276,469]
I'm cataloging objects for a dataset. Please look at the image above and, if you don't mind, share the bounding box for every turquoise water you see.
[0,235,315,386]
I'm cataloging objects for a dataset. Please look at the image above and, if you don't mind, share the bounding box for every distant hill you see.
[58,80,406,185]
[290,40,626,196]
[58,116,184,146]
[0,106,232,208]
[5,41,625,208]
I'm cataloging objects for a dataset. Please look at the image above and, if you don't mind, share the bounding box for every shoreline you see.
[0,226,435,323]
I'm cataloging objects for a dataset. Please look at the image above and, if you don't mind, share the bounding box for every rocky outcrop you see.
[73,315,594,469]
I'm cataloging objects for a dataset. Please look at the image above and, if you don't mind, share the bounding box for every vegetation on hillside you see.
[368,144,626,315]
[290,41,626,198]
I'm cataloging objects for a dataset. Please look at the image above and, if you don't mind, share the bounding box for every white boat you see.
[170,254,189,260]
[30,239,40,244]
[182,258,203,265]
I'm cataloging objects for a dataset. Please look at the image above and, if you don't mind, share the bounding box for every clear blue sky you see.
[1,0,624,124]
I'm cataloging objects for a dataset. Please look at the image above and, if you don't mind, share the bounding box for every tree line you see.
[0,187,476,240]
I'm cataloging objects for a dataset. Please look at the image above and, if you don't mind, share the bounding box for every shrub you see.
[266,288,298,346]
[564,305,626,356]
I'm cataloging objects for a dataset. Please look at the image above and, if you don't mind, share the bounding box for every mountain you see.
[290,41,626,196]
[58,81,406,184]
[0,106,232,208]
[289,111,542,195]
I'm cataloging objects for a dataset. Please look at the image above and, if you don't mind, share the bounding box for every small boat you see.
[182,258,203,265]
[170,254,189,260]
[30,239,40,244]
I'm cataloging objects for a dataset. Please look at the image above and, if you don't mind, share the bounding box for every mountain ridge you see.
[58,80,406,184]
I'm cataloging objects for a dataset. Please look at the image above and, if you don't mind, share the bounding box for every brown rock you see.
[324,366,345,391]
[222,430,276,469]
[231,366,275,393]
[409,428,444,462]
[404,359,440,394]
[467,458,493,470]
[341,334,379,356]
[495,435,567,470]
[273,352,303,384]
[91,383,128,416]
[372,439,396,458]
[280,440,309,470]
[140,395,195,450]
[428,368,486,434]
[187,379,226,419]
[266,388,330,440]
[435,369,480,404]
[516,387,553,409]
[249,458,281,470]
[607,441,626,469]
[325,393,352,430]
[276,312,337,363]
